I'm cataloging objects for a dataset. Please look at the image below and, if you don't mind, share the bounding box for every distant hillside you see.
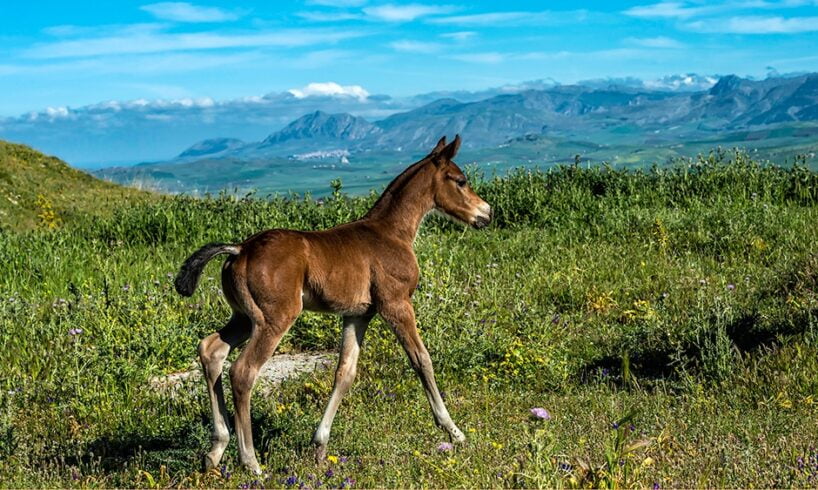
[0,141,150,230]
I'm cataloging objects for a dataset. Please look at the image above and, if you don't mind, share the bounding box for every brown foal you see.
[175,135,492,474]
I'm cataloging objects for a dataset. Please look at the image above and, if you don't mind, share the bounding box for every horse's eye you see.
[456,178,467,188]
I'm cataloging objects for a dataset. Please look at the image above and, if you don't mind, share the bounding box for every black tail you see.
[174,243,240,297]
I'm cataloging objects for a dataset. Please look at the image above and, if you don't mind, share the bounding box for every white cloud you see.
[450,52,505,64]
[23,28,365,59]
[363,3,456,22]
[429,10,589,26]
[440,31,475,41]
[430,11,532,25]
[623,2,712,18]
[389,40,443,53]
[625,36,684,48]
[296,11,363,21]
[307,0,367,6]
[287,82,370,100]
[685,15,818,33]
[140,2,241,23]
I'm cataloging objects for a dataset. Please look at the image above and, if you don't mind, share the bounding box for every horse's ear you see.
[431,136,447,155]
[440,134,461,161]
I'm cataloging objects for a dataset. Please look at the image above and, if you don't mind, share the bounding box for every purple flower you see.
[68,328,83,336]
[285,476,298,486]
[437,442,454,451]
[727,283,735,291]
[612,422,620,429]
[653,483,660,490]
[340,456,348,463]
[530,407,551,420]
[341,477,356,488]
[325,468,334,478]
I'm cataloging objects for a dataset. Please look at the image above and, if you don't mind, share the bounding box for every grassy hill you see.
[0,141,151,230]
[1,149,817,487]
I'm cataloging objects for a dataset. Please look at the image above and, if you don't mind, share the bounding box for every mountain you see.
[0,74,725,167]
[177,137,245,159]
[0,141,150,230]
[170,73,815,159]
[261,111,381,146]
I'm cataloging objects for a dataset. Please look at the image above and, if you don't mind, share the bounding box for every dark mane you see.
[364,155,432,218]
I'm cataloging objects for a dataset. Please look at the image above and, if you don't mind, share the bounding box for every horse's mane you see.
[364,155,432,218]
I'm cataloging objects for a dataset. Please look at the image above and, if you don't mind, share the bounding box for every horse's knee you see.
[229,359,257,398]
[199,334,228,372]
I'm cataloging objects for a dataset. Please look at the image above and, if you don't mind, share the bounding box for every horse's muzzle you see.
[472,210,492,229]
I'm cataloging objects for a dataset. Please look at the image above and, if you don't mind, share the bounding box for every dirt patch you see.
[150,352,336,395]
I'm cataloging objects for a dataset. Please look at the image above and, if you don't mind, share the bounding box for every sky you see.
[2,0,818,117]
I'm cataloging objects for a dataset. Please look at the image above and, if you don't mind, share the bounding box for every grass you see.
[0,141,152,231]
[1,145,818,487]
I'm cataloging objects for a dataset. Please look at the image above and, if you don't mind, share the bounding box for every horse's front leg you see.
[380,299,466,443]
[312,314,372,461]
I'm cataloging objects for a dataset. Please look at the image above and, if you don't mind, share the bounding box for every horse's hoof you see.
[314,444,327,463]
[202,454,218,472]
[450,427,467,444]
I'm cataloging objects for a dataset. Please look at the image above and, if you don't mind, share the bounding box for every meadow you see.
[1,146,818,488]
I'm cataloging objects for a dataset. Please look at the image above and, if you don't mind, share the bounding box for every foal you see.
[175,135,492,474]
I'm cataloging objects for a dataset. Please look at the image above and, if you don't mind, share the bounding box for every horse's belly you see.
[301,287,371,316]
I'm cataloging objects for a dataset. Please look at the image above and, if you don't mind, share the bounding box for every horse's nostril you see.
[473,216,490,229]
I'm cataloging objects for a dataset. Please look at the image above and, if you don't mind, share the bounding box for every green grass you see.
[0,141,152,231]
[2,146,818,487]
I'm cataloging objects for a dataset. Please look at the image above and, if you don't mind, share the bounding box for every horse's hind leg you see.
[199,313,251,471]
[312,314,372,461]
[230,310,297,474]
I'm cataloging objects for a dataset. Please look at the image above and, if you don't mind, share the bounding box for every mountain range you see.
[0,74,721,167]
[92,72,818,196]
[166,72,818,159]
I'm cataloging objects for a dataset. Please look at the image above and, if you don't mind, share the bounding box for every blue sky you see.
[2,0,818,116]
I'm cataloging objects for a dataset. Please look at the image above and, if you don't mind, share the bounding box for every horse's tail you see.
[174,243,241,297]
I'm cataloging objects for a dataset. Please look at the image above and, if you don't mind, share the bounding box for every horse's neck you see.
[365,170,434,243]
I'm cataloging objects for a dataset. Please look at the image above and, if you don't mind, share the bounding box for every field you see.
[2,145,818,488]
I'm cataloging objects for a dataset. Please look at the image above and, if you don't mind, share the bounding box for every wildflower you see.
[341,477,355,488]
[699,279,707,286]
[437,442,453,452]
[530,407,551,420]
[68,328,83,336]
[122,284,130,292]
[285,475,298,486]
[559,462,572,472]
[612,422,620,429]
[727,283,735,291]
[653,483,660,490]
[629,424,636,431]
[340,456,348,463]
[220,465,231,480]
[325,468,334,478]
[551,313,561,325]
[327,455,339,464]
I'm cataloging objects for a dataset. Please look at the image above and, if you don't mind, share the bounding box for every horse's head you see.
[428,135,492,229]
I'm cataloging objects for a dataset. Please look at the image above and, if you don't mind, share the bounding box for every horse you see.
[175,135,492,474]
